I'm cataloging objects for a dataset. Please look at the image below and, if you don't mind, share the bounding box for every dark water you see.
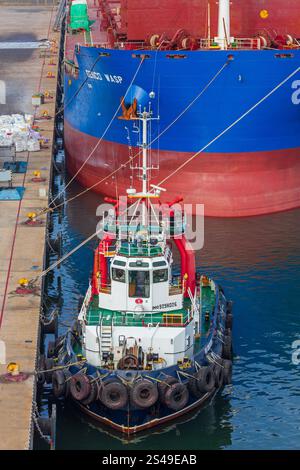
[51,178,300,450]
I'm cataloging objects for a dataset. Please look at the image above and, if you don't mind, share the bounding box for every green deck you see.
[85,286,216,329]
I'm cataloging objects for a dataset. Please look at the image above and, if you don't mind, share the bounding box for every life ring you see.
[189,366,215,396]
[99,379,128,410]
[222,359,232,385]
[163,382,189,411]
[222,332,232,360]
[130,379,158,409]
[213,363,224,388]
[70,373,91,401]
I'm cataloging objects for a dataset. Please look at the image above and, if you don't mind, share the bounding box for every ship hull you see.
[64,48,300,217]
[65,121,300,217]
[75,388,217,436]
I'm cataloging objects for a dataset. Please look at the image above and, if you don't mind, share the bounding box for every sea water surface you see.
[49,179,300,450]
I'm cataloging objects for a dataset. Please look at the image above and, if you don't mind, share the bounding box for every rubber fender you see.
[130,379,158,409]
[222,359,232,385]
[164,382,189,411]
[213,363,224,388]
[158,376,177,402]
[36,355,46,385]
[188,375,202,398]
[44,357,55,384]
[47,340,56,358]
[70,373,92,401]
[99,380,128,410]
[194,366,215,393]
[52,369,67,398]
[225,313,233,330]
[222,332,233,360]
[80,377,99,406]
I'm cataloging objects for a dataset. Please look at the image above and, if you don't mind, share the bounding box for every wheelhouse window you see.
[129,270,150,298]
[153,269,168,283]
[112,268,126,283]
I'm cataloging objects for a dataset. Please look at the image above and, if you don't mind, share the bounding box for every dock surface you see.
[0,4,59,450]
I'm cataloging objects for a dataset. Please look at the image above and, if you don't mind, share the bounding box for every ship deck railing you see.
[86,302,193,328]
[79,37,265,52]
[117,243,163,257]
[102,220,185,236]
[86,285,216,328]
[199,37,262,50]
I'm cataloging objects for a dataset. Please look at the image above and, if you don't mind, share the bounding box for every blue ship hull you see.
[64,47,300,216]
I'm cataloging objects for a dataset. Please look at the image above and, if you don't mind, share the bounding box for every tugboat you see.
[48,108,233,435]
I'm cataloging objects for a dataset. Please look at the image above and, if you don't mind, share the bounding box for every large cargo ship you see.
[64,0,300,217]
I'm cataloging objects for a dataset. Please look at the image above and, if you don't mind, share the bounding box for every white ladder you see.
[100,319,113,355]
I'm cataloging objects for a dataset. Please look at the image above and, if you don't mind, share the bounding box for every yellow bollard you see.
[7,362,21,376]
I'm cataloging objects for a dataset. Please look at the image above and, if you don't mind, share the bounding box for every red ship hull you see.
[65,122,300,217]
[121,0,300,41]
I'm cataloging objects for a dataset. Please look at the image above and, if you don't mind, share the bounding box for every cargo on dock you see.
[0,3,60,450]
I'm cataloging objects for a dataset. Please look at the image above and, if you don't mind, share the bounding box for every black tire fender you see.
[222,359,233,385]
[47,340,56,358]
[164,382,189,411]
[158,376,177,402]
[213,363,224,388]
[222,332,232,360]
[80,377,99,406]
[70,373,91,401]
[44,357,55,384]
[37,355,46,385]
[99,380,128,410]
[225,313,233,330]
[52,369,67,398]
[130,379,158,409]
[195,366,215,393]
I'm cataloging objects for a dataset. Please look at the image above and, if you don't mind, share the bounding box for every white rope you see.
[50,56,146,206]
[37,199,140,280]
[156,64,300,188]
[38,63,300,279]
[40,61,229,215]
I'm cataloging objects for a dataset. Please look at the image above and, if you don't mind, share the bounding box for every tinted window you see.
[153,260,167,267]
[129,271,150,298]
[129,262,149,268]
[153,269,168,283]
[112,268,126,283]
[113,260,126,267]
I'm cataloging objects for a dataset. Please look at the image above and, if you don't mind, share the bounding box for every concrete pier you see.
[0,4,60,449]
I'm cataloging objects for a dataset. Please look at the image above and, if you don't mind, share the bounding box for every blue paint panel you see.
[3,161,28,174]
[0,187,25,200]
[65,48,300,154]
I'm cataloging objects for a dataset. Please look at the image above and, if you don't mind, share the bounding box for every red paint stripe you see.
[0,6,55,329]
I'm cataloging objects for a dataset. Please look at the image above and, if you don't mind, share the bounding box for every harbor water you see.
[47,177,300,450]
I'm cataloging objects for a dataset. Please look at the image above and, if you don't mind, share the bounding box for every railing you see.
[118,243,163,257]
[108,311,192,328]
[114,41,148,50]
[199,37,262,50]
[79,284,92,320]
[79,37,262,52]
[102,219,185,238]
